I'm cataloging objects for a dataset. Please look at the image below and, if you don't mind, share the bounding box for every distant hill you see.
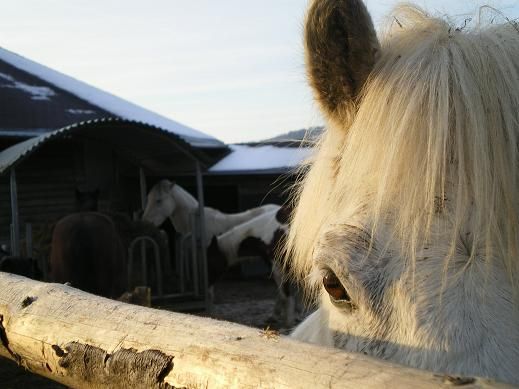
[239,127,324,148]
[264,126,324,143]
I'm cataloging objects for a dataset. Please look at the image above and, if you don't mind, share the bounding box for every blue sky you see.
[0,1,518,143]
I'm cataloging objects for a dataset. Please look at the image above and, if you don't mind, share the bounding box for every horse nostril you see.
[323,272,349,301]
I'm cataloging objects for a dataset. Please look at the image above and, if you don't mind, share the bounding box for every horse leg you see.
[267,264,291,326]
[206,284,215,314]
[284,290,296,328]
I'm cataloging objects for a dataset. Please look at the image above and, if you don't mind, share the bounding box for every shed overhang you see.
[0,118,220,176]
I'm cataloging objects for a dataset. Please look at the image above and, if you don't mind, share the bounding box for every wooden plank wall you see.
[0,138,145,259]
[0,140,82,255]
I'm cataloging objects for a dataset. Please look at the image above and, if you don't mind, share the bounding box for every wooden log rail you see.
[0,272,510,388]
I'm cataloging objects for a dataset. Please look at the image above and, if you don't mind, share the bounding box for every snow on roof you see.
[208,144,313,174]
[0,47,224,148]
[0,71,56,100]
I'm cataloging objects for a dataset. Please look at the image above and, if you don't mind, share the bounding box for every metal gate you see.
[127,212,208,311]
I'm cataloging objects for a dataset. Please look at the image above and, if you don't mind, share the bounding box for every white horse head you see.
[142,179,178,226]
[287,0,519,384]
[142,180,199,233]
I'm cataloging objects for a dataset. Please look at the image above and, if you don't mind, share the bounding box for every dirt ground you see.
[209,278,301,332]
[0,278,307,388]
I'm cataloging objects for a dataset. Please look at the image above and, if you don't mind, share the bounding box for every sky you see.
[0,1,518,144]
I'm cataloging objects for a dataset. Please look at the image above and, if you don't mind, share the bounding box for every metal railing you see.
[127,236,163,297]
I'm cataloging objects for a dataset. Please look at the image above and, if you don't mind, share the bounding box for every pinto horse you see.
[207,206,302,326]
[49,212,127,298]
[142,180,279,246]
[286,0,519,384]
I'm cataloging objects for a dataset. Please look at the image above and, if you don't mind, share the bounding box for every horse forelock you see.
[287,5,519,298]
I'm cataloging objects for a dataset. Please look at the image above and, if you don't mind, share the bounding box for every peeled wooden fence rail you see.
[0,272,510,388]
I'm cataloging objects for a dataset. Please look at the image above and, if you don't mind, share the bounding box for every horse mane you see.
[286,5,519,297]
[171,183,199,210]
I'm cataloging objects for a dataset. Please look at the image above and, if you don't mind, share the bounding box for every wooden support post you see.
[9,168,20,256]
[25,224,32,258]
[195,161,208,304]
[139,167,147,211]
[139,167,147,279]
[190,214,199,296]
[0,273,505,389]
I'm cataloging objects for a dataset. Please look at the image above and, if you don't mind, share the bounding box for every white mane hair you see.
[287,5,519,298]
[170,183,199,210]
[168,183,200,233]
[285,1,519,383]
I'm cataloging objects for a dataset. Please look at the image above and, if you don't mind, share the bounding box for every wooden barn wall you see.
[80,140,143,216]
[0,138,145,256]
[83,140,113,199]
[203,174,292,211]
[0,140,82,251]
[0,175,10,245]
[114,174,145,216]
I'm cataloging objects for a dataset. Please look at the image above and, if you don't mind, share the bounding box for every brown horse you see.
[49,212,127,298]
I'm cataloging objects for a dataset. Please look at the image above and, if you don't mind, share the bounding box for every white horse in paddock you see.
[142,179,279,246]
[207,206,303,327]
[286,0,519,384]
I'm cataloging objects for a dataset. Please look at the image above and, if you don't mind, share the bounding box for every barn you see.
[0,45,313,307]
[0,46,229,308]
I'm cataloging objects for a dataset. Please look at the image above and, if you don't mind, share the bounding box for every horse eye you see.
[323,271,352,304]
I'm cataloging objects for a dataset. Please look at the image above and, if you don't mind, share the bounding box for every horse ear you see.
[159,179,175,194]
[276,204,292,225]
[305,0,380,122]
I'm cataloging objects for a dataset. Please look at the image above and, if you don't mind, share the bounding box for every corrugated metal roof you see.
[0,118,218,175]
[0,132,53,174]
[0,47,225,149]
